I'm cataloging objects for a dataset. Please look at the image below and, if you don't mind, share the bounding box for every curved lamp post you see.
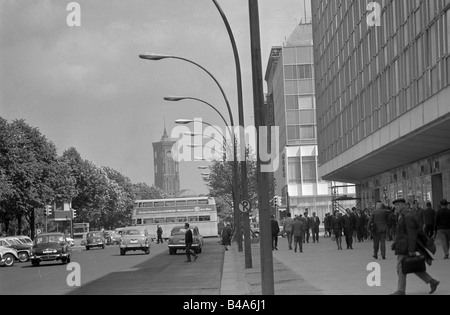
[139,50,241,252]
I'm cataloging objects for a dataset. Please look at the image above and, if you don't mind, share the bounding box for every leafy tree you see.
[132,183,165,200]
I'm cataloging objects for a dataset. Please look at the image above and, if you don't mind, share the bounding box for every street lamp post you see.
[212,0,252,268]
[140,53,243,252]
[248,0,275,295]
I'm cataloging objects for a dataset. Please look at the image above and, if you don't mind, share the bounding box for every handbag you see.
[401,255,426,274]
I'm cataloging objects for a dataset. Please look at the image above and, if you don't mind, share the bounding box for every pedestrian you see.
[292,216,305,253]
[390,198,440,295]
[283,212,294,250]
[156,225,163,244]
[388,208,398,241]
[355,209,364,242]
[324,213,331,238]
[332,211,343,250]
[303,212,311,243]
[412,200,425,232]
[271,215,280,251]
[311,212,320,243]
[369,201,389,259]
[342,208,354,250]
[221,222,232,251]
[434,199,450,260]
[184,223,198,262]
[423,202,435,239]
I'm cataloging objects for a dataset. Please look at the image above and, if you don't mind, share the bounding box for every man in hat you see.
[391,198,439,295]
[434,199,450,260]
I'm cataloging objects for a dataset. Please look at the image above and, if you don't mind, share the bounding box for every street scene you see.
[1,0,450,300]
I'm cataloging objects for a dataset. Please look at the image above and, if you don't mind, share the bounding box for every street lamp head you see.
[175,119,194,125]
[139,53,171,61]
[164,96,187,102]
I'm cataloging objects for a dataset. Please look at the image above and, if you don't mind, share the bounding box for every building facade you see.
[265,23,356,220]
[312,0,450,209]
[152,127,180,198]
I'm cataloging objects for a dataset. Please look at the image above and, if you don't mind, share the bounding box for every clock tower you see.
[152,126,180,198]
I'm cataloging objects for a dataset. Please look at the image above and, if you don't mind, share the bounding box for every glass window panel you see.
[286,95,299,110]
[298,96,314,109]
[296,47,312,64]
[283,47,296,64]
[302,156,317,182]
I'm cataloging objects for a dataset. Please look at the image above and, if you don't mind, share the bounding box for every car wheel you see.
[102,244,105,249]
[31,259,40,267]
[120,248,125,256]
[18,252,29,263]
[86,246,90,250]
[145,248,150,255]
[61,258,68,265]
[169,248,174,255]
[199,247,202,253]
[3,253,15,267]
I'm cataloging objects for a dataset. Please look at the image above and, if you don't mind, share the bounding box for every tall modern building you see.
[152,127,180,198]
[265,22,355,220]
[312,0,450,209]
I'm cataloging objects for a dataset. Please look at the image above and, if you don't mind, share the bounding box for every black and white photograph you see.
[1,0,450,301]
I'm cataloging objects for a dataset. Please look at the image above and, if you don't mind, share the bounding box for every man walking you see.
[271,215,280,250]
[156,225,163,244]
[311,212,321,243]
[423,202,435,239]
[303,212,311,243]
[435,199,450,260]
[293,216,306,253]
[391,198,439,295]
[370,201,389,259]
[221,222,232,251]
[184,223,198,262]
[342,208,354,250]
[412,200,425,232]
[283,213,294,250]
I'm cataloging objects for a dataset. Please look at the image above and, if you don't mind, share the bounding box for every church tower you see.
[152,126,180,198]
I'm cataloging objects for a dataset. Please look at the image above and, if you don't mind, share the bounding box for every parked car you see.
[85,231,105,250]
[0,237,32,262]
[0,246,18,267]
[168,225,203,255]
[30,233,72,266]
[15,235,33,246]
[119,226,150,255]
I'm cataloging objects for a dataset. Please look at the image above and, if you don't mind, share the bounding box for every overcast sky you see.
[0,0,311,195]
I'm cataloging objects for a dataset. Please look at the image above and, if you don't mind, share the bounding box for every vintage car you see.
[0,246,19,267]
[30,233,72,266]
[0,237,32,262]
[168,225,203,255]
[104,230,121,245]
[15,235,33,246]
[119,226,150,255]
[85,231,105,250]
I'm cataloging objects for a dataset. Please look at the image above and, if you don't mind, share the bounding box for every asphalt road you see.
[0,238,224,295]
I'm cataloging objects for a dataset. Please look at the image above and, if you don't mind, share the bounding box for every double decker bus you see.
[132,197,218,239]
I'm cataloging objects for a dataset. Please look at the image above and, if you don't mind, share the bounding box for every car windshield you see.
[6,239,21,245]
[35,235,65,244]
[123,230,145,236]
[87,232,102,238]
[171,228,189,236]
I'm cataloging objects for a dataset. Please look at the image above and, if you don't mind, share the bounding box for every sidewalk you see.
[220,235,450,295]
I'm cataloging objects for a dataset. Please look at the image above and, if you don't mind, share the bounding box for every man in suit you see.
[412,200,425,233]
[342,208,354,250]
[391,198,439,295]
[271,215,280,251]
[435,199,450,260]
[311,212,321,243]
[370,201,389,259]
[283,213,294,250]
[423,202,435,239]
[292,216,306,253]
[184,223,198,262]
[303,212,311,243]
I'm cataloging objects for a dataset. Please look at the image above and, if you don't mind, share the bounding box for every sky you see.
[0,0,311,195]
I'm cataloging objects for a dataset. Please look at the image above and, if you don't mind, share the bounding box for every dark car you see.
[30,233,72,266]
[168,225,203,255]
[85,231,105,250]
[0,237,32,262]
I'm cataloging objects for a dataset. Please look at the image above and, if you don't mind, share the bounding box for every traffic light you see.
[272,197,277,207]
[45,205,53,216]
[277,196,282,207]
[72,209,77,219]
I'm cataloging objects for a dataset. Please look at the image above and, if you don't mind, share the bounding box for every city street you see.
[0,238,223,295]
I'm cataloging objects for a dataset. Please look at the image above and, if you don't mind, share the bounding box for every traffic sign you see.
[239,200,252,213]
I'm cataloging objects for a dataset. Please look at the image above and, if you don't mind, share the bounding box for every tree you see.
[132,183,165,200]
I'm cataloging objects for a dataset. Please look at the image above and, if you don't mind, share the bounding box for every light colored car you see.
[66,237,75,247]
[119,226,150,255]
[0,246,18,267]
[0,237,32,262]
[168,225,203,255]
[15,235,33,246]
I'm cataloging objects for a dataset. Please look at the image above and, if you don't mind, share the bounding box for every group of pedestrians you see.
[277,211,321,253]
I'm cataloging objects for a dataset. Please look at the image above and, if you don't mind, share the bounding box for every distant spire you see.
[162,117,169,141]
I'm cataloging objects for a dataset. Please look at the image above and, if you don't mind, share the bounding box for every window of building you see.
[288,157,301,184]
[302,156,317,183]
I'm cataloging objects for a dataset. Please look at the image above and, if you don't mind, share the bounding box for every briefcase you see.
[402,255,426,274]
